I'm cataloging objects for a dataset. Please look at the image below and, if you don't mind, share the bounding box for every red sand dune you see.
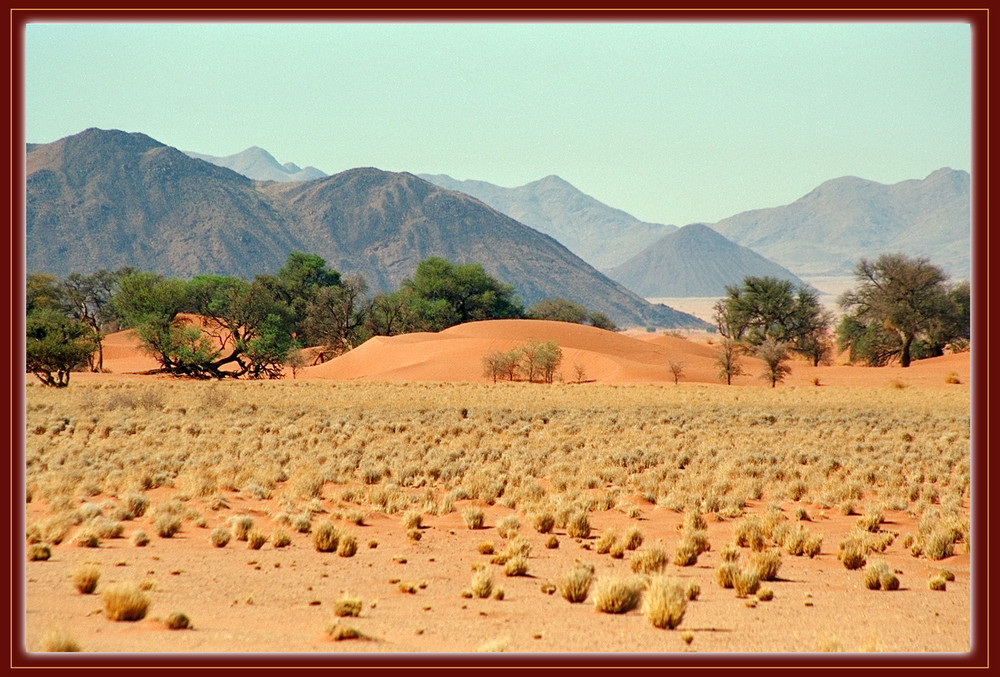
[88,317,971,388]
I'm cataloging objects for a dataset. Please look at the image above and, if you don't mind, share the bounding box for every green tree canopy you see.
[26,307,98,387]
[837,254,967,367]
[400,257,524,331]
[713,276,832,366]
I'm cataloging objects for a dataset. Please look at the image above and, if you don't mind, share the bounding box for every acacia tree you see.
[756,338,791,388]
[714,277,832,365]
[837,254,965,367]
[669,360,684,385]
[715,336,745,385]
[60,269,129,372]
[26,307,98,387]
[401,257,524,332]
[303,276,372,362]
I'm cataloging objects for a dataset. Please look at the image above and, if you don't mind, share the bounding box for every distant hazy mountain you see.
[709,169,971,279]
[607,223,809,297]
[185,146,328,182]
[26,128,707,329]
[418,173,675,269]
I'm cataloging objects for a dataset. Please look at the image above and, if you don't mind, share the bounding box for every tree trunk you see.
[900,332,913,368]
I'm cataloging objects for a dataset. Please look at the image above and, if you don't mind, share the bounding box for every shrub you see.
[165,611,191,630]
[804,534,823,558]
[337,533,358,557]
[748,550,782,581]
[27,543,51,561]
[733,568,761,598]
[925,529,956,560]
[940,568,956,582]
[334,595,363,617]
[478,540,495,555]
[642,576,687,629]
[531,511,555,534]
[862,563,883,590]
[496,515,520,539]
[685,581,701,601]
[313,521,341,553]
[93,518,124,539]
[154,514,182,538]
[673,540,699,567]
[326,622,364,641]
[131,530,150,547]
[928,574,947,591]
[247,529,268,550]
[566,511,591,539]
[733,515,765,550]
[463,507,485,530]
[402,510,423,530]
[557,561,595,603]
[596,530,617,555]
[271,528,292,548]
[72,564,100,594]
[592,575,644,614]
[622,526,643,550]
[720,542,740,562]
[856,509,884,533]
[74,528,100,548]
[715,562,739,589]
[471,566,494,598]
[838,539,867,570]
[609,540,627,559]
[102,583,150,622]
[504,554,528,577]
[545,535,559,549]
[230,515,254,541]
[631,544,669,575]
[38,629,81,652]
[210,527,231,548]
[756,586,774,601]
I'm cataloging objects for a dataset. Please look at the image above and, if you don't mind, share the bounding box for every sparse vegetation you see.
[72,563,100,594]
[592,575,644,614]
[102,583,150,622]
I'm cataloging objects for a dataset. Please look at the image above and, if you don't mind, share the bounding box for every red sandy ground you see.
[24,319,973,656]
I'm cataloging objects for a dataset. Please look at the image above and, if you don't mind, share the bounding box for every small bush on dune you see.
[642,576,687,629]
[592,575,645,614]
[271,528,292,548]
[326,622,365,641]
[720,542,740,562]
[27,543,51,561]
[748,550,782,581]
[463,507,485,530]
[733,568,761,598]
[622,526,643,550]
[924,529,956,560]
[74,528,100,548]
[338,532,358,558]
[247,529,268,550]
[733,515,766,550]
[531,511,555,534]
[504,553,528,577]
[558,561,595,603]
[313,521,341,553]
[165,611,191,630]
[72,564,100,594]
[496,515,520,539]
[566,511,591,539]
[715,562,739,589]
[928,574,947,591]
[402,510,423,530]
[229,515,254,541]
[596,530,617,555]
[630,543,669,575]
[210,527,231,548]
[38,629,81,652]
[131,530,150,547]
[471,566,494,599]
[838,539,867,570]
[154,514,182,539]
[334,595,363,617]
[102,583,150,622]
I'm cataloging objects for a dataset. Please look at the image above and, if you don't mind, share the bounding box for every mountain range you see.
[417,173,675,270]
[606,223,809,297]
[184,146,327,183]
[25,128,705,329]
[709,168,970,279]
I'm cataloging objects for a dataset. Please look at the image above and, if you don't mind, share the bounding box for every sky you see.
[24,21,971,227]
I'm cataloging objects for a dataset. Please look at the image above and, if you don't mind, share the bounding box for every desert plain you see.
[23,319,973,655]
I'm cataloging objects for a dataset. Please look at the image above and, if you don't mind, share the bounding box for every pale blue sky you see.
[24,21,971,226]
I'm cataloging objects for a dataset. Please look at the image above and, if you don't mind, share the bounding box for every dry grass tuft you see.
[566,511,591,539]
[165,611,191,630]
[313,521,341,553]
[642,576,687,629]
[471,566,494,598]
[334,595,363,617]
[326,622,366,641]
[39,629,81,652]
[557,561,595,603]
[631,544,669,574]
[210,527,231,548]
[463,507,485,530]
[72,563,100,594]
[592,575,644,614]
[27,543,51,561]
[102,583,150,622]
